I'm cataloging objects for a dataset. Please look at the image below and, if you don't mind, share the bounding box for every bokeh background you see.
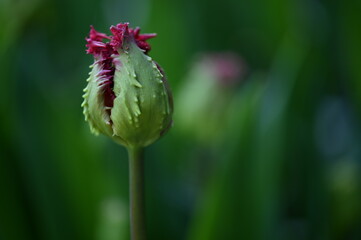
[1,0,361,239]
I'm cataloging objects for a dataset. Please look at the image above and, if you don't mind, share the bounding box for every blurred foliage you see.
[1,0,361,240]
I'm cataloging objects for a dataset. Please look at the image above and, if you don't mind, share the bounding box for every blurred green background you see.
[1,0,361,239]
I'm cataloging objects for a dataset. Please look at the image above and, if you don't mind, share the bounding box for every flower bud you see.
[82,23,173,148]
[176,53,245,143]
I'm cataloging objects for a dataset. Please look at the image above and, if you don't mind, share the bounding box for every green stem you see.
[128,146,147,240]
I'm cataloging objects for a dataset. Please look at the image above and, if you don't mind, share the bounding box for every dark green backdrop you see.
[1,0,361,239]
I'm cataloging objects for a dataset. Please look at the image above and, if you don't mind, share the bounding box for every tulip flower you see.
[176,53,245,143]
[82,23,173,148]
[82,23,173,240]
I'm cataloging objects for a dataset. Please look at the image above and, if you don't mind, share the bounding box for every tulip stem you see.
[128,146,147,240]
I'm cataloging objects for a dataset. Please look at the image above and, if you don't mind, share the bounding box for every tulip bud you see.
[82,23,173,148]
[176,53,245,143]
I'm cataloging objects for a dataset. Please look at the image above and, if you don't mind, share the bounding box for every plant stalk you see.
[128,146,147,240]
